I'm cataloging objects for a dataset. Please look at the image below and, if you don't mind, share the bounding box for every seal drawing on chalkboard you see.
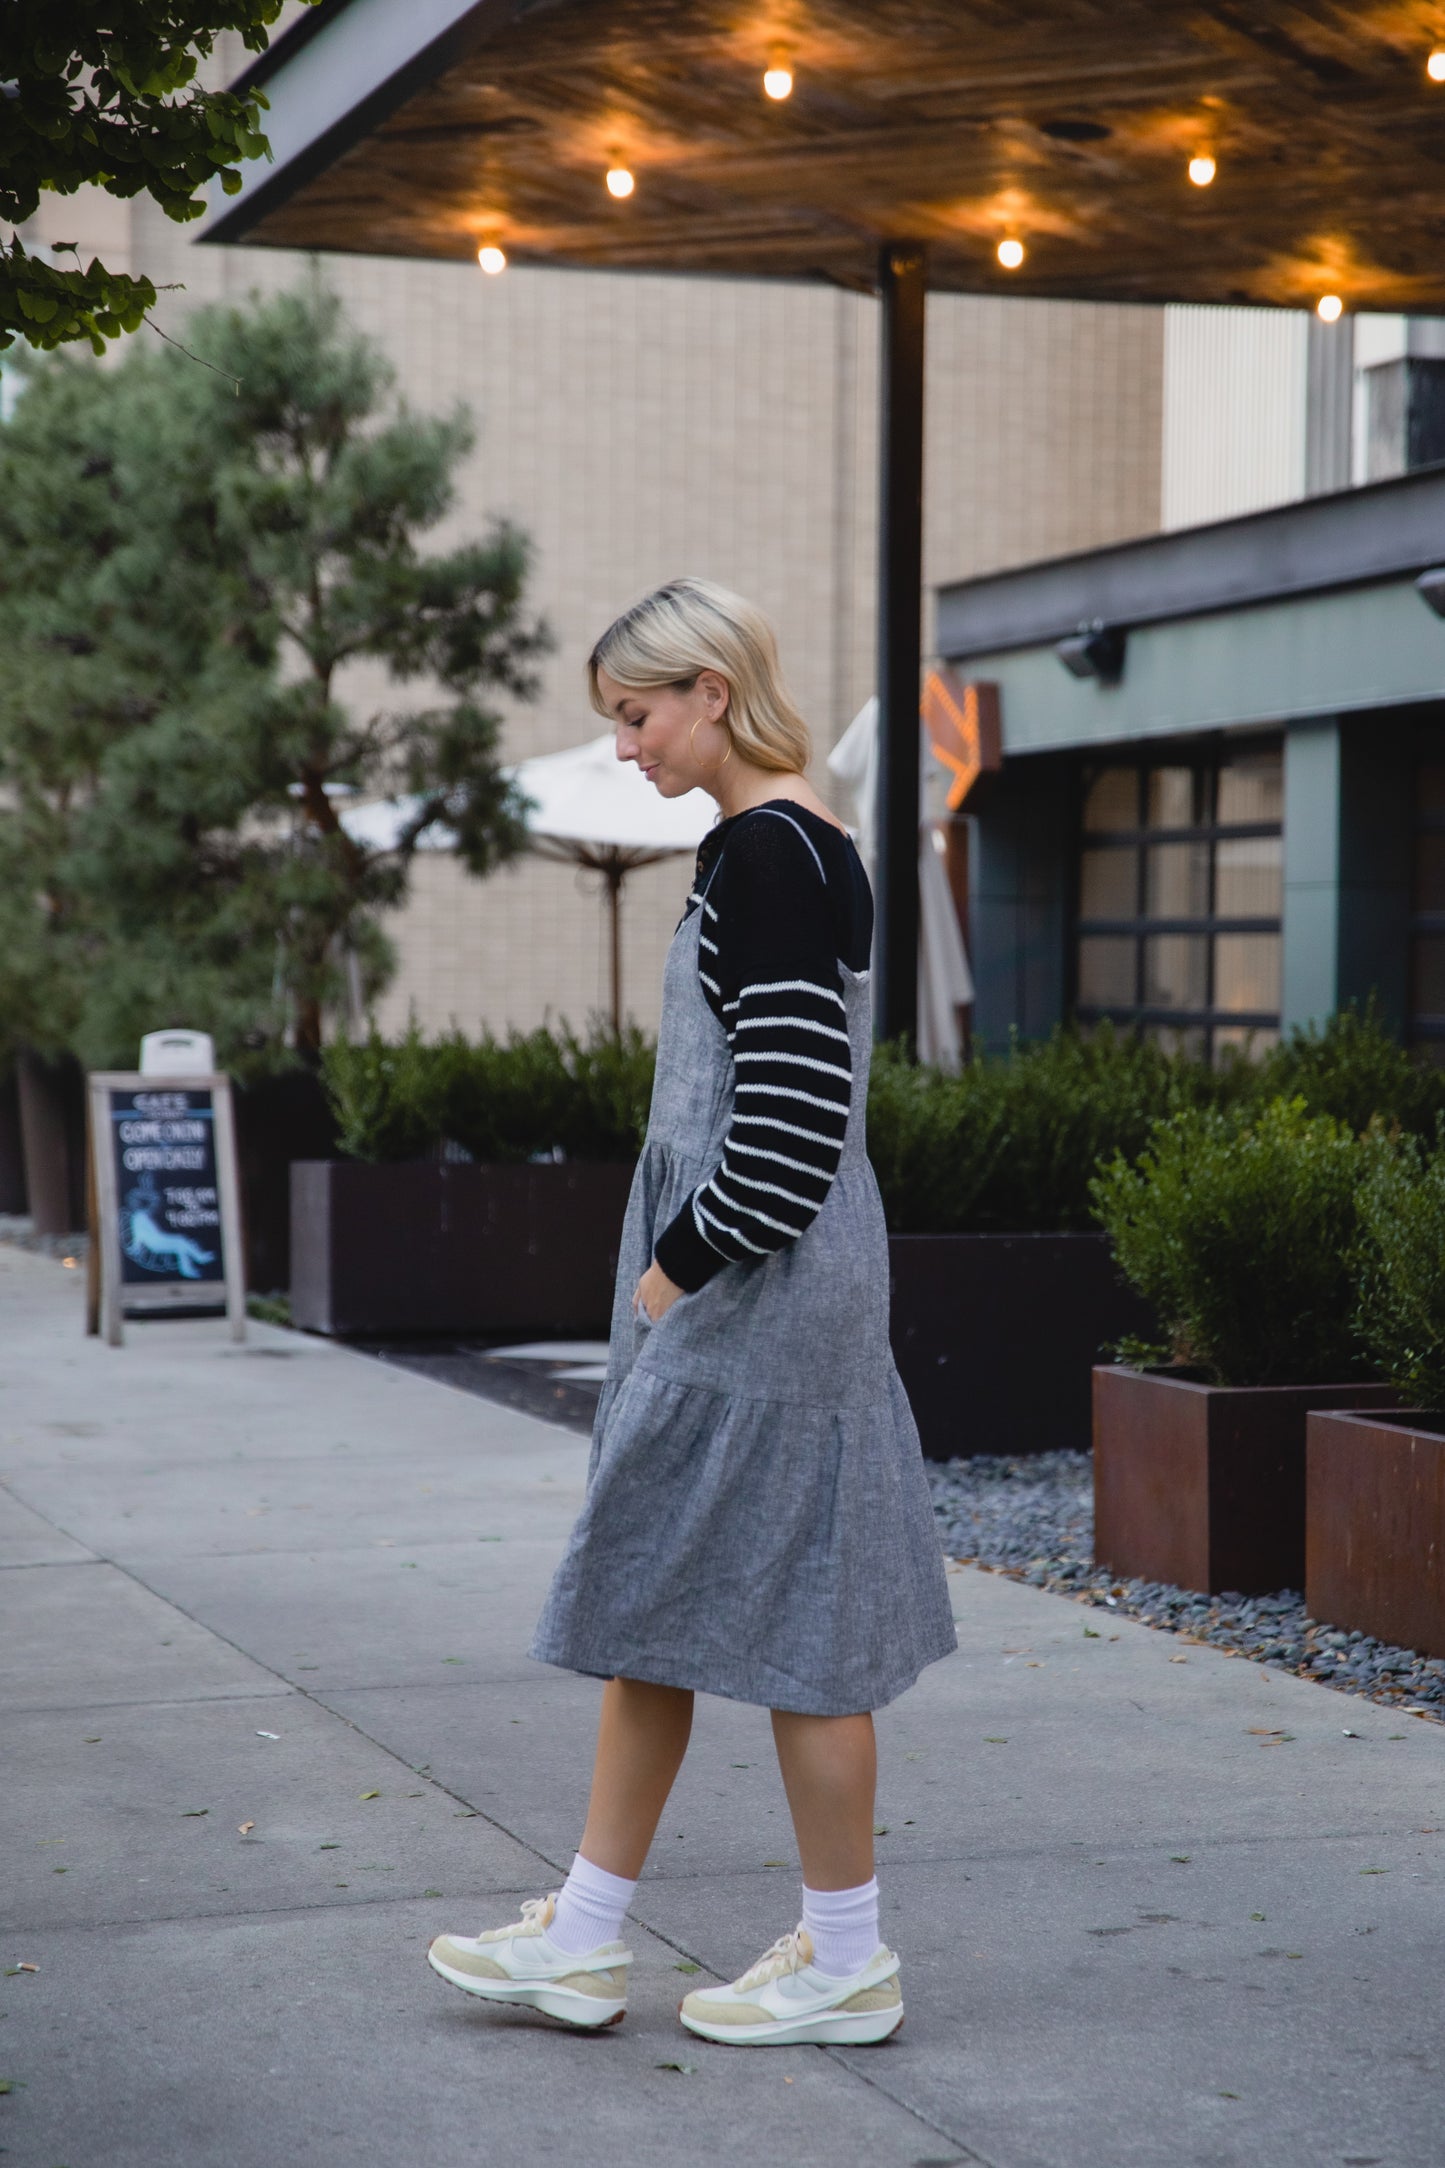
[120,1177,217,1279]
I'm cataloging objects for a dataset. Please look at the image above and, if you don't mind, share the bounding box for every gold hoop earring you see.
[690,715,733,773]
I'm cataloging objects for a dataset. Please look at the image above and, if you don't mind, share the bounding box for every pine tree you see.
[0,277,548,1071]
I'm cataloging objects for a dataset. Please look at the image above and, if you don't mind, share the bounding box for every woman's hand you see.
[634,1259,684,1324]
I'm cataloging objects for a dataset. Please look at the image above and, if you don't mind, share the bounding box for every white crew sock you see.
[548,1852,637,1955]
[801,1876,881,1978]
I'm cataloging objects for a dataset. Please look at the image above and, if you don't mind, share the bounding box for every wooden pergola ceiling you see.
[219,0,1445,313]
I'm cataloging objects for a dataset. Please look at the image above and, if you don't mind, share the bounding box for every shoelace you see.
[736,1927,809,1992]
[482,1893,555,1940]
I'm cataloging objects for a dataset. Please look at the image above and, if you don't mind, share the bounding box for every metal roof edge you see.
[936,464,1445,662]
[226,0,357,99]
[202,0,497,245]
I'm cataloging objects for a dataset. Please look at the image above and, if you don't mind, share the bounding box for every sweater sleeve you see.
[653,808,852,1292]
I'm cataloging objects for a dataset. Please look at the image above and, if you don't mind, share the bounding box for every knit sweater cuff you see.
[654,1197,728,1292]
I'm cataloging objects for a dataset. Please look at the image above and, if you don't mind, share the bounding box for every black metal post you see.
[875,241,926,1048]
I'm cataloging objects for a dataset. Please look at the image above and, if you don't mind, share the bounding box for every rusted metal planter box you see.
[289,1159,634,1337]
[1094,1365,1399,1596]
[1307,1409,1445,1658]
[888,1232,1156,1462]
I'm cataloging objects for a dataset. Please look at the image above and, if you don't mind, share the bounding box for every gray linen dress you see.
[529,837,958,1715]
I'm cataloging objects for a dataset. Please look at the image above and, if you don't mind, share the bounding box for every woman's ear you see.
[695,668,731,720]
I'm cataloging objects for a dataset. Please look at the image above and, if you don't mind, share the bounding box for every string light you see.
[606,164,635,198]
[996,237,1025,270]
[1188,153,1216,187]
[1429,47,1445,80]
[476,244,507,275]
[1317,292,1344,322]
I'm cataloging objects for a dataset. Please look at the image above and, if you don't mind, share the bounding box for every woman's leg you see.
[770,1709,877,1889]
[575,1676,695,1880]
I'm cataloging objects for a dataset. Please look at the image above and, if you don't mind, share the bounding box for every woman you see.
[428,578,957,2046]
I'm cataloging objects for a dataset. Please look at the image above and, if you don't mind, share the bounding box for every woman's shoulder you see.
[715,799,857,884]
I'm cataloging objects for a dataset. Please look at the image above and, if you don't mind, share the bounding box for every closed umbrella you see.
[828,699,973,1068]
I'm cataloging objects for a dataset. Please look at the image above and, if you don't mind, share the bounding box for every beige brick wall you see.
[15,165,1164,1038]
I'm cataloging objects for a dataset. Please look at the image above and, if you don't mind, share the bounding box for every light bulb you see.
[1188,153,1216,187]
[1429,47,1445,80]
[763,64,793,100]
[606,165,635,198]
[1317,292,1344,323]
[477,244,507,275]
[996,237,1025,270]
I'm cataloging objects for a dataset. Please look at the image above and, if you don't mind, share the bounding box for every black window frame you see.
[1073,734,1284,1064]
[1408,726,1445,1057]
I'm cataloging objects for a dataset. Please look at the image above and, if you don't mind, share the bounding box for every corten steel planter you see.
[888,1232,1156,1461]
[1307,1409,1445,1659]
[290,1159,634,1337]
[1094,1366,1399,1597]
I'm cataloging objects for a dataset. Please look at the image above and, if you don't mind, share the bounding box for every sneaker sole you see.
[427,1947,626,2029]
[678,2002,903,2048]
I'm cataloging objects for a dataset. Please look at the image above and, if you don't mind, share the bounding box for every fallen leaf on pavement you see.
[238,1822,255,1835]
[181,1808,208,1818]
[1170,1855,1191,1864]
[5,1964,38,1975]
[674,1962,700,1975]
[255,1731,280,1741]
[359,1791,381,1801]
[655,2061,696,2075]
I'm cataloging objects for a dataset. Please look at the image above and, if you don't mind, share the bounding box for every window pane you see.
[1216,834,1283,917]
[1214,933,1281,1014]
[1146,766,1199,830]
[1412,934,1445,1016]
[1213,1023,1280,1063]
[1415,831,1445,912]
[1082,767,1138,832]
[1145,840,1210,917]
[1080,844,1138,919]
[1144,1022,1206,1060]
[1143,934,1208,1008]
[1078,936,1136,1006]
[1217,748,1283,824]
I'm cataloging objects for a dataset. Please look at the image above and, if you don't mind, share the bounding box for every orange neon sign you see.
[921,670,1001,810]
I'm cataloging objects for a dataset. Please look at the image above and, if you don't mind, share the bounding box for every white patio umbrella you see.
[343,734,716,1033]
[828,699,974,1068]
[506,733,716,1033]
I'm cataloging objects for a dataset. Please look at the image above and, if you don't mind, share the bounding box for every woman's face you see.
[598,665,731,798]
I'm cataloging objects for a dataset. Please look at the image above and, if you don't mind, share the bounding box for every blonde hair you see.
[587,576,811,775]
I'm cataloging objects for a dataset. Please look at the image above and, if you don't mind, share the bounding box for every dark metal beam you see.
[874,241,926,1048]
[936,460,1445,664]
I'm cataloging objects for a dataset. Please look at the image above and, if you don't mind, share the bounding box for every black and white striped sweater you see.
[653,800,873,1294]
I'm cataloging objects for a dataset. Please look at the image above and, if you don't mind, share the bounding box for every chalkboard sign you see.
[87,1072,245,1345]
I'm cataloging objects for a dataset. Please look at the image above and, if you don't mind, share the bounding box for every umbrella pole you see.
[606,861,624,1036]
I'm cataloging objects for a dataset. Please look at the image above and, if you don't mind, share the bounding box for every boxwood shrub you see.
[1354,1130,1445,1410]
[1090,1097,1391,1388]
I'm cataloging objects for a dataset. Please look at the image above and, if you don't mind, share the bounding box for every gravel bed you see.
[928,1449,1445,1724]
[0,1215,88,1263]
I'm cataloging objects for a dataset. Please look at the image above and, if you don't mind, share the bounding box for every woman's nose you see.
[615,730,636,763]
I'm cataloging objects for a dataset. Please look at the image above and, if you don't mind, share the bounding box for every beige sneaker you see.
[427,1894,631,2029]
[679,1926,903,2047]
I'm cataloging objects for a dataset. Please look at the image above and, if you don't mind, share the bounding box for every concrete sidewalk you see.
[1,1242,1440,2168]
